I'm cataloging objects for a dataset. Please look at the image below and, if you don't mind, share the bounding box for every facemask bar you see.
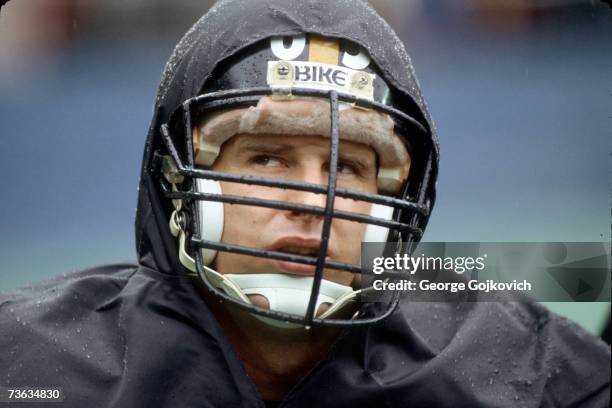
[157,87,435,327]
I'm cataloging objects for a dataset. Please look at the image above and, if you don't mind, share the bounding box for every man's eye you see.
[333,161,356,175]
[252,155,281,167]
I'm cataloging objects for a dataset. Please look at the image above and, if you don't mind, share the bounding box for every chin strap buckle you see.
[169,210,196,276]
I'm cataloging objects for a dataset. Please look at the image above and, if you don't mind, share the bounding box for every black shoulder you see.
[0,264,139,395]
[538,309,610,407]
[380,298,610,407]
[0,263,138,309]
[0,263,138,332]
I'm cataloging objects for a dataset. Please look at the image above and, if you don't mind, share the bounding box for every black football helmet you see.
[154,33,438,328]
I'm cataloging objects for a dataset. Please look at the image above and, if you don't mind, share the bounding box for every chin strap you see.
[225,274,355,328]
[169,210,362,328]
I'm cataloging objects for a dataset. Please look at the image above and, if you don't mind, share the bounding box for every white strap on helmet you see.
[195,178,224,265]
[363,203,394,243]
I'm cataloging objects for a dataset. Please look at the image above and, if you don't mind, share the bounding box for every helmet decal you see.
[341,46,371,70]
[267,35,376,100]
[270,35,306,60]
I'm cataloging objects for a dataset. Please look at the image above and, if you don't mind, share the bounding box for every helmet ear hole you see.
[195,178,225,265]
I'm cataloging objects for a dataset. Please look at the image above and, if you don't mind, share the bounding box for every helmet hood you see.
[136,0,439,278]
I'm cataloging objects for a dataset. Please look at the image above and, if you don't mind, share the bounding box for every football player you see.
[1,1,609,407]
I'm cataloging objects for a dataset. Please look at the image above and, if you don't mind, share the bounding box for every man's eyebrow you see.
[237,138,376,169]
[237,139,295,154]
[338,150,376,171]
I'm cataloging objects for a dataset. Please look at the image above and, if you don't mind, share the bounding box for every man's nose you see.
[285,166,328,223]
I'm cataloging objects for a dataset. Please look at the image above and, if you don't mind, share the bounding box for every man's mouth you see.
[268,237,331,275]
[276,245,320,258]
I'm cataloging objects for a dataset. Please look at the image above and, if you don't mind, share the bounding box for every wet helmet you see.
[155,33,438,328]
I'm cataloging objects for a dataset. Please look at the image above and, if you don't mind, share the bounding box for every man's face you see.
[210,132,378,288]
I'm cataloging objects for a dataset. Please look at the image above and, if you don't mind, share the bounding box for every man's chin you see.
[246,293,270,309]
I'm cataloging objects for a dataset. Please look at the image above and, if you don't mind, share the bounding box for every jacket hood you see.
[135,0,439,274]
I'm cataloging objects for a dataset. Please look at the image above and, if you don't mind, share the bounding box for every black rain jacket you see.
[1,1,610,407]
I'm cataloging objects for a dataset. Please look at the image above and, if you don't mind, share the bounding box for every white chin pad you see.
[195,178,224,265]
[224,274,353,326]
